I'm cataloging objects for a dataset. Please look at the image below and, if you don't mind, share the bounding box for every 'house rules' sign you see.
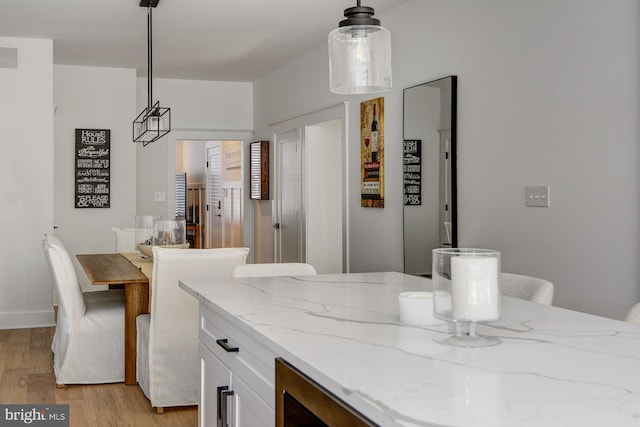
[75,129,110,208]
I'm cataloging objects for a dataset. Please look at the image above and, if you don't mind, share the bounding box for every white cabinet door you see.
[200,343,274,427]
[232,373,274,427]
[200,343,231,427]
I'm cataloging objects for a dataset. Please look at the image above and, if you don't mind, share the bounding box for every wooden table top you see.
[76,253,148,285]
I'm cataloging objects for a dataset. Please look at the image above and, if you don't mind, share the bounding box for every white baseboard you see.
[0,310,55,329]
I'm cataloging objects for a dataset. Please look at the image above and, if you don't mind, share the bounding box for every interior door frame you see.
[166,129,255,259]
[270,102,350,272]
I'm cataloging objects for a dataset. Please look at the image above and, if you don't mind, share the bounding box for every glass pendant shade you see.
[328,23,391,94]
[328,0,392,95]
[133,101,170,146]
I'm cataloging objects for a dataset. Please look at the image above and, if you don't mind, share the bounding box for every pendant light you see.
[133,0,171,146]
[328,0,392,94]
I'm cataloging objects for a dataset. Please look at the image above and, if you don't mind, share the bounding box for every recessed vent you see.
[0,47,18,69]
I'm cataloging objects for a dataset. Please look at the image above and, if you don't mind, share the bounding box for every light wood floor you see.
[0,327,197,427]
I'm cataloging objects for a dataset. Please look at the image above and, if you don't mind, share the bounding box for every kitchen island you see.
[180,272,640,426]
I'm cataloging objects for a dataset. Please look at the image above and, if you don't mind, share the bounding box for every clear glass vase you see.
[432,248,501,347]
[135,215,161,247]
[152,219,187,247]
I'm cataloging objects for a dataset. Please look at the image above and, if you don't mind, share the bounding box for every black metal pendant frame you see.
[133,0,171,144]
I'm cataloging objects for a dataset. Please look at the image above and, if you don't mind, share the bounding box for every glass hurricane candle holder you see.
[432,248,501,347]
[153,219,187,246]
[135,215,161,247]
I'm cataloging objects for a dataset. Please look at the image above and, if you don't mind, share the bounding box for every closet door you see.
[273,128,303,263]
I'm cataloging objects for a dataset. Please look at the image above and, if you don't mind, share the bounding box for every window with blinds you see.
[175,172,187,219]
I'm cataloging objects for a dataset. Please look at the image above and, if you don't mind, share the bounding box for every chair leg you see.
[56,383,67,389]
[155,407,164,414]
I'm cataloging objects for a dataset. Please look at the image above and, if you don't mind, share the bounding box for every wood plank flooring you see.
[0,327,197,427]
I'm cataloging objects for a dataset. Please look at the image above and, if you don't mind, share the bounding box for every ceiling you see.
[0,0,408,82]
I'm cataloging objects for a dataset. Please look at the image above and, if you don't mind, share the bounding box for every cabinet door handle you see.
[216,338,239,353]
[221,389,235,427]
[217,386,229,427]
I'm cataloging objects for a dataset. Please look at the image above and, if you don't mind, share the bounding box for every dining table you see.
[76,252,152,385]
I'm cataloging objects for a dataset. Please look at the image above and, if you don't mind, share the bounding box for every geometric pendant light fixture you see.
[328,0,392,94]
[133,0,171,146]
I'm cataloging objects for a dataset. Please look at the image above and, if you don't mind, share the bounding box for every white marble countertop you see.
[179,272,640,427]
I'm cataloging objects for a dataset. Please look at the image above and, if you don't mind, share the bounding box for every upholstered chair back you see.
[625,303,640,323]
[500,272,554,305]
[150,247,248,332]
[232,262,317,278]
[138,246,249,409]
[42,235,86,327]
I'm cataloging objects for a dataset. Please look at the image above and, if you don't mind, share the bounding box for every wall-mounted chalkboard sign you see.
[75,129,110,208]
[403,139,422,205]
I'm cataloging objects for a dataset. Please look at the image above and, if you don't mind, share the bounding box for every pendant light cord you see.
[147,6,152,115]
[133,0,170,143]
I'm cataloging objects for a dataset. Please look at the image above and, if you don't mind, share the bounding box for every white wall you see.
[307,119,343,274]
[253,0,640,319]
[53,65,138,291]
[136,78,253,217]
[0,37,54,328]
[176,140,207,186]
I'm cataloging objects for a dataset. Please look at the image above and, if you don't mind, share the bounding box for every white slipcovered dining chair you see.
[42,234,125,386]
[500,272,554,305]
[231,262,317,278]
[136,246,250,413]
[624,303,640,323]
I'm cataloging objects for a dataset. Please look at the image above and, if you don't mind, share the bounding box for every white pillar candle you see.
[451,256,499,320]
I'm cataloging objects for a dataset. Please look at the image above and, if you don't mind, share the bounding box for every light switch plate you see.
[526,185,550,207]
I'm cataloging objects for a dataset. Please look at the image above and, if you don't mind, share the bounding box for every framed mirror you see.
[403,76,457,277]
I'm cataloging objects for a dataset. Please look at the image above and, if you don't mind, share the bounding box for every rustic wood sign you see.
[360,97,384,208]
[75,129,110,208]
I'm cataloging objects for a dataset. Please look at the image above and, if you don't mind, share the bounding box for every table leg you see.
[124,281,150,385]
